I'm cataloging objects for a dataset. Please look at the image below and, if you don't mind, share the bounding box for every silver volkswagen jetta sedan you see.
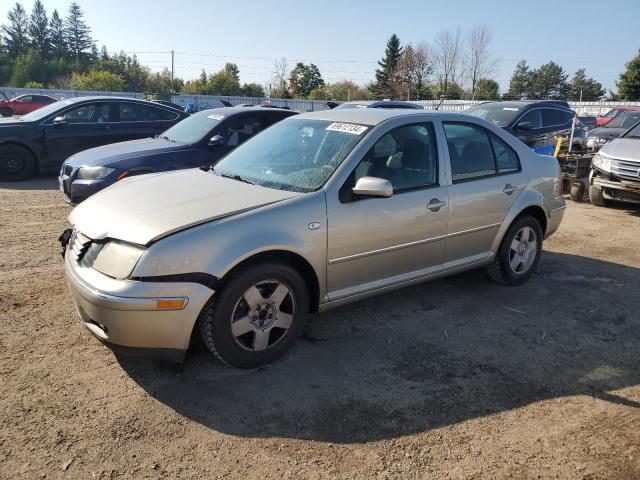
[62,108,565,368]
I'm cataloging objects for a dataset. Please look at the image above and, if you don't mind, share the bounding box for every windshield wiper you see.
[214,169,256,185]
[156,134,174,142]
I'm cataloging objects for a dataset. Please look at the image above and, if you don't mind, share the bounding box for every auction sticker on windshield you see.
[326,122,368,135]
[207,114,225,120]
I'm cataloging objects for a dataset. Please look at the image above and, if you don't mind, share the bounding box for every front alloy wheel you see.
[199,262,309,368]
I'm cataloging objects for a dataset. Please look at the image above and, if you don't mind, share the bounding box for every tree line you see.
[2,2,640,101]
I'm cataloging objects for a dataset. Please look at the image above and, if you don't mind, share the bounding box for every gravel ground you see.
[1,175,639,480]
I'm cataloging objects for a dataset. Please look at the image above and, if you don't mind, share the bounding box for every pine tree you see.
[65,2,92,60]
[28,0,49,57]
[49,9,67,59]
[505,60,532,99]
[2,3,30,59]
[617,50,640,101]
[568,69,605,101]
[370,34,402,99]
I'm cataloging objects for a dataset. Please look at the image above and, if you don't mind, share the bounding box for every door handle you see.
[503,184,517,195]
[426,198,446,212]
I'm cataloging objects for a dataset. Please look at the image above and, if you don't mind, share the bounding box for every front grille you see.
[611,159,640,181]
[64,163,73,176]
[69,230,92,262]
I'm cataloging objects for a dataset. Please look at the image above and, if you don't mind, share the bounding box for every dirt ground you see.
[1,176,639,480]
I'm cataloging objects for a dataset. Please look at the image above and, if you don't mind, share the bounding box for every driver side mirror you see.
[352,176,393,198]
[515,121,533,131]
[53,116,67,126]
[208,134,225,146]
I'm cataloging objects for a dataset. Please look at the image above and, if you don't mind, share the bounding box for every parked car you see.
[464,100,586,153]
[589,119,640,207]
[0,96,188,181]
[0,93,58,117]
[595,106,640,127]
[61,108,565,367]
[586,110,640,151]
[578,116,597,129]
[59,107,297,203]
[335,100,423,110]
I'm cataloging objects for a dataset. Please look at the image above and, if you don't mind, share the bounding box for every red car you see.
[0,93,58,117]
[595,106,640,127]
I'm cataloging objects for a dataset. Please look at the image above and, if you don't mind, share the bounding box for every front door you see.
[326,122,448,301]
[443,121,526,268]
[44,102,113,166]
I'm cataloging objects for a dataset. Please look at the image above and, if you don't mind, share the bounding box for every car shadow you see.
[118,251,640,444]
[0,173,58,191]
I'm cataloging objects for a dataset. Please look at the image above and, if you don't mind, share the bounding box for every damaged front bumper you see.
[590,167,640,205]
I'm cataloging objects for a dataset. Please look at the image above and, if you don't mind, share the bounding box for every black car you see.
[464,100,586,154]
[0,96,189,181]
[59,107,297,203]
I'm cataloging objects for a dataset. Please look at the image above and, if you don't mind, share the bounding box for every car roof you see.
[293,108,464,126]
[57,96,172,105]
[474,100,571,109]
[340,100,421,108]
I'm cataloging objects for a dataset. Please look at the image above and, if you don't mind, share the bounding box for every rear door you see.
[12,96,33,115]
[110,102,181,143]
[443,121,526,269]
[44,101,114,165]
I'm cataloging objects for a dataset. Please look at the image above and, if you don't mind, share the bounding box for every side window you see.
[518,109,542,129]
[542,109,565,127]
[443,123,496,182]
[222,116,264,147]
[353,123,438,191]
[19,96,33,103]
[489,132,520,174]
[64,103,110,123]
[118,103,176,122]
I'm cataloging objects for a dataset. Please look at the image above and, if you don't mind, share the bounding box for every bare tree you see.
[434,28,464,97]
[466,24,498,99]
[271,57,289,98]
[413,42,434,99]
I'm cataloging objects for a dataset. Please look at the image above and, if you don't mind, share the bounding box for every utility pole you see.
[171,50,175,91]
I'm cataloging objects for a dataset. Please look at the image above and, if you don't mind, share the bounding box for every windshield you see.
[213,119,369,193]
[605,113,640,129]
[161,110,223,143]
[21,99,68,122]
[603,108,621,119]
[465,104,520,127]
[622,121,640,139]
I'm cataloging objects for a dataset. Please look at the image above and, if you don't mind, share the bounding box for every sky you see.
[2,0,639,94]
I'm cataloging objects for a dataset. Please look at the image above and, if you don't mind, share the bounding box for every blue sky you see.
[2,0,639,94]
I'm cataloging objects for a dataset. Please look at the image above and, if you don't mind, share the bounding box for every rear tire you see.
[487,215,543,286]
[0,107,13,117]
[589,184,609,207]
[0,144,36,181]
[570,182,585,202]
[199,262,309,368]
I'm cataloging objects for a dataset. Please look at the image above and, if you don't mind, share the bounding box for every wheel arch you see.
[491,194,548,255]
[216,249,321,313]
[0,141,40,173]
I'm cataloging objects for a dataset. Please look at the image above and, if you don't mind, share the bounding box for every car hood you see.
[66,137,191,167]
[588,127,626,139]
[599,138,640,163]
[69,168,302,245]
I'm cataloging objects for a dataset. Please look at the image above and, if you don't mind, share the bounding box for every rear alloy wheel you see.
[0,107,13,117]
[487,215,543,286]
[0,144,36,181]
[199,262,309,368]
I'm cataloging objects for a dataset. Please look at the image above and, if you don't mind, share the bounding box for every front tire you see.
[487,215,543,286]
[199,262,309,368]
[0,107,13,117]
[0,144,36,181]
[589,184,609,207]
[570,181,585,202]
